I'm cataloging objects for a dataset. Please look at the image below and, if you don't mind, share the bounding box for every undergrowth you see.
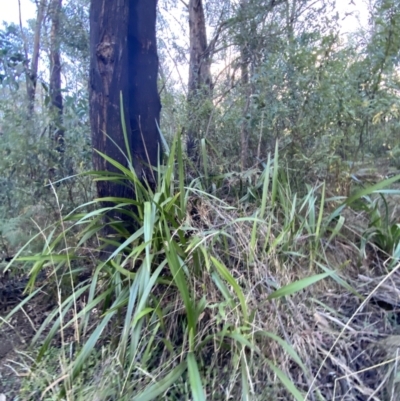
[3,134,400,401]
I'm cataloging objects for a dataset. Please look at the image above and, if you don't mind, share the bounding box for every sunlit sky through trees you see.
[1,0,370,92]
[1,0,36,27]
[2,0,369,32]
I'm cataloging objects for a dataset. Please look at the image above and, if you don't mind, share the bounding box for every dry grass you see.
[174,194,400,400]
[2,152,400,400]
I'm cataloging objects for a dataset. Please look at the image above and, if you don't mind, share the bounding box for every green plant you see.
[331,174,400,266]
[2,120,339,400]
[14,113,400,400]
[389,145,400,169]
[357,193,400,261]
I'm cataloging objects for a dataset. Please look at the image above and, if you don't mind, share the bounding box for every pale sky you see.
[0,0,370,92]
[0,0,372,106]
[1,0,37,26]
[336,0,369,33]
[1,0,369,31]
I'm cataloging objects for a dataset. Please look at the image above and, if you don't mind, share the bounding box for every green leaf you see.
[260,153,271,219]
[211,256,248,321]
[133,361,187,401]
[187,353,205,401]
[120,92,133,163]
[265,359,305,401]
[345,175,400,207]
[255,331,307,372]
[268,273,331,300]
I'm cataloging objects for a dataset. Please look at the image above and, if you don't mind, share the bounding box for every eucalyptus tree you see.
[213,0,290,168]
[49,0,64,153]
[186,0,212,159]
[185,0,234,160]
[227,1,343,168]
[188,0,212,100]
[89,0,161,215]
[19,0,47,117]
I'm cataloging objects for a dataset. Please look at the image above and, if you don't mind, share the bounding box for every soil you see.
[0,309,32,399]
[0,284,52,400]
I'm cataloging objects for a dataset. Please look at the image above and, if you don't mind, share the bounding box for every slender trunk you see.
[285,0,301,152]
[188,0,212,98]
[187,0,213,160]
[49,0,64,153]
[286,0,296,43]
[27,0,47,116]
[240,54,250,171]
[89,0,161,212]
[239,0,250,170]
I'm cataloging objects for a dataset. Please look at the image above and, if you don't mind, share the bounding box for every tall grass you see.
[5,127,400,400]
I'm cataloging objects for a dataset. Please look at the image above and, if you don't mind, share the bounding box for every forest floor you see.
[0,309,29,399]
[1,158,400,400]
[1,257,399,401]
[0,289,53,400]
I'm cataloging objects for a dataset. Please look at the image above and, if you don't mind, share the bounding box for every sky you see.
[336,0,369,33]
[1,0,37,26]
[0,0,370,91]
[2,0,369,31]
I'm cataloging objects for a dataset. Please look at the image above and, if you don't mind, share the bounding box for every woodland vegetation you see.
[1,0,400,400]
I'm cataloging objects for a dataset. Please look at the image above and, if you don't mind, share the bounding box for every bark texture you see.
[89,0,161,202]
[187,0,212,159]
[23,0,46,116]
[188,0,212,98]
[49,0,64,153]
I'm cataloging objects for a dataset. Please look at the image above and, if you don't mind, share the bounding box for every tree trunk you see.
[89,0,161,222]
[188,0,212,98]
[239,0,251,170]
[49,0,64,153]
[240,51,250,171]
[187,0,212,160]
[26,0,46,117]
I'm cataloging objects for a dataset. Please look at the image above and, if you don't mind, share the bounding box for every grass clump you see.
[2,136,400,401]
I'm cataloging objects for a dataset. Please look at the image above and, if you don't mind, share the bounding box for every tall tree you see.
[238,0,251,170]
[186,0,213,159]
[188,0,212,100]
[89,0,161,226]
[19,0,47,116]
[49,0,64,153]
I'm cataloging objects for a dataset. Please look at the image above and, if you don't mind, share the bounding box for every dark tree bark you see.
[49,0,64,153]
[89,0,161,201]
